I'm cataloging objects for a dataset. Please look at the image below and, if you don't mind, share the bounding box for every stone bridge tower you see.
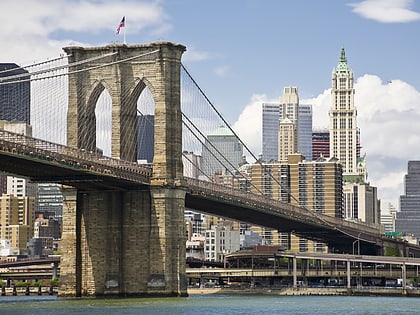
[59,42,187,297]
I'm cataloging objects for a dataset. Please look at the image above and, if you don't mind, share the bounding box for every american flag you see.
[116,16,125,35]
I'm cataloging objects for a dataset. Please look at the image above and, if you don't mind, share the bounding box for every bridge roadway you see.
[0,130,417,254]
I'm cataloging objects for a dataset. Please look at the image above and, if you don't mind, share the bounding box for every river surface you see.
[0,294,419,314]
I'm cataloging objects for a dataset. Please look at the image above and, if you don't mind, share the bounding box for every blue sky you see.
[1,0,420,209]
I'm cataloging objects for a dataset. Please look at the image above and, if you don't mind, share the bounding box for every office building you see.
[262,102,280,161]
[298,104,313,161]
[137,114,154,164]
[0,194,34,253]
[395,161,420,239]
[204,223,240,262]
[262,87,312,162]
[278,117,296,162]
[36,183,63,220]
[343,182,380,225]
[244,154,343,252]
[0,63,30,124]
[201,126,243,178]
[312,128,330,161]
[329,48,357,176]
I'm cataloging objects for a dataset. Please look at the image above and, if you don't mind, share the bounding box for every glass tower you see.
[395,161,420,239]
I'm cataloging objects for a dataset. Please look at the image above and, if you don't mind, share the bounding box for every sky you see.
[1,0,420,210]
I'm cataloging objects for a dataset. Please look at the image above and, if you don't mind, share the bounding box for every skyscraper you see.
[262,87,312,162]
[137,114,154,164]
[312,128,330,160]
[262,102,280,161]
[0,63,30,124]
[298,104,313,161]
[329,48,357,176]
[201,126,243,178]
[278,117,296,162]
[395,161,420,239]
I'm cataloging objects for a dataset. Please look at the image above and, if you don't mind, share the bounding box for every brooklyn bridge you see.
[0,42,416,297]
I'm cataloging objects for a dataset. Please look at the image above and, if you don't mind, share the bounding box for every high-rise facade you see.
[329,48,357,176]
[137,114,154,164]
[0,194,34,252]
[201,126,243,177]
[0,63,30,124]
[262,102,280,161]
[312,128,330,160]
[262,87,312,162]
[395,161,420,239]
[36,183,63,219]
[244,154,343,251]
[298,104,313,161]
[278,117,296,162]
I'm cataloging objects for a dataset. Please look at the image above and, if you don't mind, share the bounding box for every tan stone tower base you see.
[59,42,187,297]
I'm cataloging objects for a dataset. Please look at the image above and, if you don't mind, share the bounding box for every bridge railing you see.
[0,130,152,184]
[185,177,382,237]
[185,177,332,226]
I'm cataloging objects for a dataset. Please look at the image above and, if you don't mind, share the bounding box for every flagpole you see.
[123,17,126,44]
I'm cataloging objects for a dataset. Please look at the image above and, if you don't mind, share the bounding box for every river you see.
[0,294,419,314]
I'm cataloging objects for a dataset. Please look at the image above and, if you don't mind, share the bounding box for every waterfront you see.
[1,294,420,314]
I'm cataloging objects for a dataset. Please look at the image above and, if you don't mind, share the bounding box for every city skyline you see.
[1,0,420,207]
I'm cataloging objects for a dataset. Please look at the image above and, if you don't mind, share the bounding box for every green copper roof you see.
[208,125,234,136]
[336,47,349,73]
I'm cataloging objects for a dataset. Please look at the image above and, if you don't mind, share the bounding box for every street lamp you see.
[352,233,361,258]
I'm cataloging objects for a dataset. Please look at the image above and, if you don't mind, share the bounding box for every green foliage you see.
[384,247,401,257]
[15,282,30,287]
[50,278,59,287]
[33,280,46,287]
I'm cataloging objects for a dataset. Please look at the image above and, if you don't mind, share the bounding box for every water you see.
[0,294,419,314]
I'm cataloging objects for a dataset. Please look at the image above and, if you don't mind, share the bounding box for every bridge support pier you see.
[58,185,187,297]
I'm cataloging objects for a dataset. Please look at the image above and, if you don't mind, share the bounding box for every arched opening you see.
[136,86,155,165]
[95,89,112,157]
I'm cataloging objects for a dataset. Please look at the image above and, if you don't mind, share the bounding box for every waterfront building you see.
[395,161,420,239]
[380,202,397,233]
[201,126,243,178]
[0,239,16,256]
[0,194,34,253]
[185,210,205,239]
[343,182,380,225]
[204,223,240,262]
[186,233,205,261]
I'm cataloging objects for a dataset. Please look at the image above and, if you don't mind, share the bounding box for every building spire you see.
[336,47,349,73]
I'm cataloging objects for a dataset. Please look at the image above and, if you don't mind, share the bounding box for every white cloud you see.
[234,75,420,207]
[0,0,169,64]
[232,94,268,159]
[214,66,231,77]
[350,0,420,23]
[183,49,211,62]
